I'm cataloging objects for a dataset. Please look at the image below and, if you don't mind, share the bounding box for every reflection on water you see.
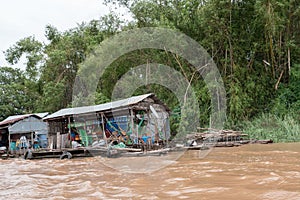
[1,143,300,200]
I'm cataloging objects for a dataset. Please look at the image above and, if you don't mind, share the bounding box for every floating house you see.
[0,113,49,153]
[43,93,171,156]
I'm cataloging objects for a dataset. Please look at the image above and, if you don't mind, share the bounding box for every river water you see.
[1,143,300,200]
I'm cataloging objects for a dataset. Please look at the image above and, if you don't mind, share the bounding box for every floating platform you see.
[22,146,171,160]
[24,148,95,159]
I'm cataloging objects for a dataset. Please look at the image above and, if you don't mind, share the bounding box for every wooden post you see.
[57,132,61,149]
[49,134,53,150]
[84,118,88,146]
[8,131,11,153]
[61,133,66,148]
[130,109,136,143]
[164,118,168,148]
[68,116,71,147]
[154,122,158,144]
[31,132,34,149]
[101,113,108,147]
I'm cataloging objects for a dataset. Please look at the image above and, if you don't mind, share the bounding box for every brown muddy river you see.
[1,143,300,200]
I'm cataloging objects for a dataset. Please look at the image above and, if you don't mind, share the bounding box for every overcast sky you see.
[0,0,115,69]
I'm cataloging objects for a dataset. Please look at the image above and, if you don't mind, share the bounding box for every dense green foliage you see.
[1,0,299,142]
[0,67,37,119]
[243,113,300,143]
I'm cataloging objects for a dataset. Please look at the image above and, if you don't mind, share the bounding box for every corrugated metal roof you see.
[9,116,48,134]
[0,112,49,127]
[43,93,155,120]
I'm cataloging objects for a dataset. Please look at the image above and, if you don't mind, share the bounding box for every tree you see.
[39,21,112,110]
[104,0,300,126]
[4,36,44,79]
[0,67,34,120]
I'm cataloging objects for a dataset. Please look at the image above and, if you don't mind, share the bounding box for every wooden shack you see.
[0,113,49,154]
[43,93,171,156]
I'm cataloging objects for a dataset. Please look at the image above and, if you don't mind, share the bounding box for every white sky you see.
[0,0,116,69]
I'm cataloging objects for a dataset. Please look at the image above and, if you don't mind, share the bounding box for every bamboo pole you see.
[288,47,291,76]
[275,70,284,90]
[84,117,88,146]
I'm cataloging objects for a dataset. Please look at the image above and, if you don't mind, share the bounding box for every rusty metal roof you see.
[43,93,157,121]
